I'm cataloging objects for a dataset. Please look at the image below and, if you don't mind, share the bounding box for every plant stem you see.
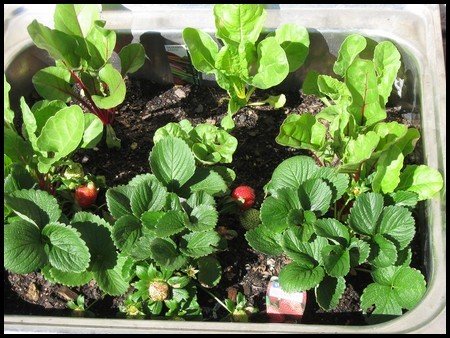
[354,267,372,274]
[310,151,324,167]
[199,285,230,314]
[245,86,256,102]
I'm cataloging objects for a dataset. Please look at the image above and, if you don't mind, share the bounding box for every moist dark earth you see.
[5,78,426,325]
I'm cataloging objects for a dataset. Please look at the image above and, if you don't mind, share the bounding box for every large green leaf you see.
[349,238,371,267]
[92,262,129,296]
[184,167,228,197]
[150,137,196,191]
[377,205,415,250]
[372,145,404,194]
[85,22,117,69]
[250,37,289,89]
[27,20,80,68]
[260,188,301,232]
[130,176,167,217]
[4,220,47,274]
[314,218,350,247]
[42,222,90,273]
[346,59,386,126]
[396,165,444,201]
[322,245,350,277]
[111,214,142,253]
[4,128,33,165]
[265,155,318,194]
[187,205,218,232]
[71,211,117,271]
[281,227,319,268]
[180,231,221,258]
[4,189,61,228]
[213,4,266,45]
[54,4,100,37]
[333,34,367,77]
[315,276,346,311]
[183,28,219,74]
[106,185,133,219]
[36,105,85,164]
[368,234,397,268]
[49,268,93,287]
[91,64,126,109]
[317,75,351,105]
[348,192,384,236]
[4,164,36,194]
[154,210,187,237]
[373,121,408,152]
[81,113,103,149]
[274,23,309,72]
[197,256,221,288]
[119,43,146,75]
[373,41,401,105]
[298,178,333,216]
[150,238,187,270]
[312,167,349,202]
[186,191,216,210]
[32,100,67,134]
[279,263,325,292]
[342,131,380,167]
[275,113,327,151]
[245,225,283,256]
[32,66,73,102]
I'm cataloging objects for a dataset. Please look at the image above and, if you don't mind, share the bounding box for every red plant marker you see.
[231,185,255,210]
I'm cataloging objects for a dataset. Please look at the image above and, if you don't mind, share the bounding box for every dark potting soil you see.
[5,78,426,325]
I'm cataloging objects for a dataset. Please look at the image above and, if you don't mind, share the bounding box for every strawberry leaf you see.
[154,210,187,237]
[180,231,221,258]
[322,245,350,277]
[377,205,415,250]
[245,225,283,256]
[48,267,93,287]
[111,214,142,253]
[314,218,350,247]
[197,256,221,288]
[150,238,187,270]
[348,192,384,236]
[298,178,333,216]
[279,263,325,292]
[130,176,167,217]
[367,234,397,268]
[187,205,218,232]
[315,275,346,311]
[106,185,133,219]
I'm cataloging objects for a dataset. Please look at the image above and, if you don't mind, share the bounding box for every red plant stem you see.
[69,70,110,125]
[311,152,324,167]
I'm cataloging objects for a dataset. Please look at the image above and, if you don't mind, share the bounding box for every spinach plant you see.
[245,155,428,323]
[27,4,146,148]
[105,136,233,290]
[276,34,443,200]
[4,75,103,197]
[183,4,310,130]
[154,119,238,165]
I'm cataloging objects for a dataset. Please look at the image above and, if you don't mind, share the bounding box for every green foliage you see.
[223,292,258,322]
[27,4,146,146]
[183,4,309,129]
[154,120,238,165]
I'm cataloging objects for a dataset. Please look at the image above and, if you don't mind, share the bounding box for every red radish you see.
[75,182,99,208]
[231,185,255,210]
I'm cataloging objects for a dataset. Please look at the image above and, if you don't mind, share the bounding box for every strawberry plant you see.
[154,119,238,165]
[183,4,310,130]
[275,34,443,200]
[245,155,432,323]
[27,4,146,148]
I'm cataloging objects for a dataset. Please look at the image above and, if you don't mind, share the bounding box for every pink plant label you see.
[266,276,307,323]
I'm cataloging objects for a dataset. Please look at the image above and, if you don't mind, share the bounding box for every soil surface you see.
[5,78,426,325]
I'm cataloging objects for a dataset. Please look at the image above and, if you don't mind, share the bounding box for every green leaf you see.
[213,4,266,45]
[42,223,90,273]
[111,214,142,253]
[349,238,371,267]
[373,41,401,105]
[387,191,418,208]
[260,188,301,232]
[322,245,350,277]
[106,185,133,219]
[93,264,129,296]
[20,97,38,150]
[317,75,351,105]
[141,211,164,235]
[281,227,319,268]
[377,205,415,250]
[54,4,100,37]
[4,220,47,274]
[313,167,349,202]
[27,20,80,68]
[130,176,167,217]
[91,64,126,109]
[220,113,235,131]
[5,189,61,228]
[298,178,333,216]
[316,276,346,311]
[81,113,103,149]
[71,211,117,271]
[32,66,73,102]
[279,263,325,292]
[333,34,367,77]
[85,23,117,69]
[183,28,219,74]
[154,210,187,237]
[130,235,155,261]
[396,128,420,157]
[4,74,14,125]
[275,113,327,152]
[3,128,33,165]
[314,218,350,247]
[180,231,221,258]
[251,37,289,89]
[348,192,384,236]
[154,121,192,145]
[36,105,85,165]
[187,205,218,232]
[184,167,228,197]
[302,70,321,96]
[150,137,196,191]
[245,225,283,256]
[4,164,36,194]
[361,266,426,315]
[31,100,67,133]
[274,23,309,72]
[346,59,386,126]
[373,121,408,152]
[150,238,187,270]
[186,191,216,210]
[49,267,92,286]
[164,193,183,211]
[368,234,397,268]
[264,94,286,109]
[197,256,221,287]
[372,145,404,194]
[342,131,380,167]
[265,155,318,194]
[119,43,146,75]
[397,165,444,201]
